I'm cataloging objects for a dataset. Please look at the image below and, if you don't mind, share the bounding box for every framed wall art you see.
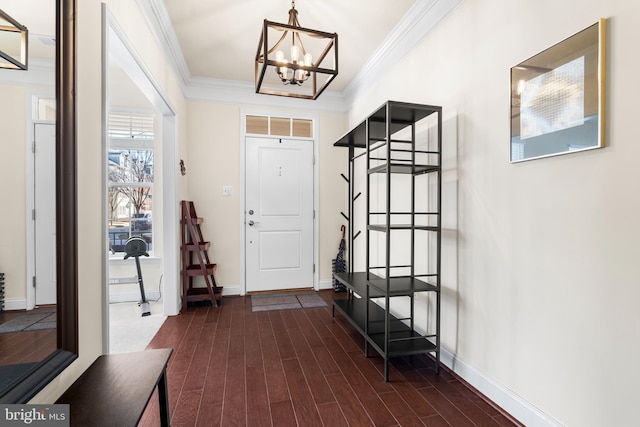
[510,19,606,162]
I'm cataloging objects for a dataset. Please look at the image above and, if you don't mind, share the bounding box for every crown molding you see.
[185,76,347,112]
[0,59,54,87]
[136,0,191,91]
[136,0,463,112]
[342,0,464,105]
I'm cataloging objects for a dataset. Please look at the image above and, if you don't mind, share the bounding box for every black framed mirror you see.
[0,0,78,403]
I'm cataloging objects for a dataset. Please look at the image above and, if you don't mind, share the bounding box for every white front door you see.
[245,136,314,292]
[34,123,56,305]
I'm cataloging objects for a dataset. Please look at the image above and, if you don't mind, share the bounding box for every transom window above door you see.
[246,115,313,138]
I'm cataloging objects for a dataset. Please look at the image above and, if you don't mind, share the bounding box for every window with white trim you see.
[108,112,154,254]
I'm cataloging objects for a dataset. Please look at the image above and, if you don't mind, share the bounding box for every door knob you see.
[248,220,259,226]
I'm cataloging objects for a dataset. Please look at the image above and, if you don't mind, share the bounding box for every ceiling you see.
[0,0,462,104]
[162,0,416,91]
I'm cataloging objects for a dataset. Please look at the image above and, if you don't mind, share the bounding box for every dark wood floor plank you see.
[171,388,203,427]
[346,349,395,395]
[451,381,502,418]
[182,318,216,392]
[317,402,349,427]
[259,319,291,403]
[202,327,230,406]
[222,356,246,426]
[247,365,272,427]
[312,346,341,376]
[422,414,453,427]
[336,361,398,426]
[269,311,297,360]
[282,358,324,426]
[325,373,374,427]
[434,380,502,426]
[287,328,335,405]
[270,400,298,427]
[196,402,222,427]
[390,382,438,418]
[292,309,324,348]
[245,312,263,369]
[378,391,427,427]
[419,387,476,427]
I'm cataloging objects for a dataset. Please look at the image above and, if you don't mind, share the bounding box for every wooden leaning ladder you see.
[180,200,223,311]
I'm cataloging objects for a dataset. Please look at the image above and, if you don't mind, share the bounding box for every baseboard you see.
[318,279,333,290]
[440,348,563,427]
[375,299,561,427]
[108,290,161,304]
[2,298,27,311]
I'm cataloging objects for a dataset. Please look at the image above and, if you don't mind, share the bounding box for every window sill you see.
[108,254,161,264]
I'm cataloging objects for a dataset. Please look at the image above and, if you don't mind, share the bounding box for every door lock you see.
[248,210,254,215]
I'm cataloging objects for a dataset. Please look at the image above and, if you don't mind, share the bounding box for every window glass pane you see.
[292,118,313,137]
[271,117,290,136]
[37,98,56,121]
[108,187,153,253]
[246,115,269,134]
[108,112,154,254]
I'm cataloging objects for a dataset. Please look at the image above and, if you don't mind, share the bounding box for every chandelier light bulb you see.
[304,53,313,67]
[291,45,300,63]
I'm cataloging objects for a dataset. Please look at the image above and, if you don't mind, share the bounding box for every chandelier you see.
[0,9,28,70]
[255,1,338,100]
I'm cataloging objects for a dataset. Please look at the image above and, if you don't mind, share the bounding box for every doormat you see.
[251,292,327,313]
[0,309,56,334]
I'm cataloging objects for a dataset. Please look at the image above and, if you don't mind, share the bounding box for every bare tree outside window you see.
[108,112,155,253]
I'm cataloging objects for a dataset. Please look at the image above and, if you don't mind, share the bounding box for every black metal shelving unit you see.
[332,101,442,381]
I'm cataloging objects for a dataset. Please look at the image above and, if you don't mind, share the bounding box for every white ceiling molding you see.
[184,76,347,113]
[0,59,54,87]
[135,0,191,91]
[342,0,464,106]
[135,0,463,112]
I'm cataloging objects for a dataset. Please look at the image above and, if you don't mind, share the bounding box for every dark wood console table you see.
[56,348,173,426]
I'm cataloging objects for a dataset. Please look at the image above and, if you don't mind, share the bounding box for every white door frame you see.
[240,110,320,296]
[102,6,180,355]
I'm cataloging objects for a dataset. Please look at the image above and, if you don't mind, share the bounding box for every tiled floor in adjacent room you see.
[140,290,521,426]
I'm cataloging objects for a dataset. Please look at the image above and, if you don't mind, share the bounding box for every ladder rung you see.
[185,263,217,276]
[184,241,210,251]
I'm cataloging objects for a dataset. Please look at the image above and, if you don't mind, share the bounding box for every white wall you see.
[0,84,27,306]
[348,0,640,425]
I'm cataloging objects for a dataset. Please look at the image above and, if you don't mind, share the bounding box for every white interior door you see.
[34,123,57,305]
[245,136,314,292]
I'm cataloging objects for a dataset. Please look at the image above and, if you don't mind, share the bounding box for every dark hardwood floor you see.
[140,290,520,427]
[0,309,56,366]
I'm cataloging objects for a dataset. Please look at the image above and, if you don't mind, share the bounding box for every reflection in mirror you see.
[0,8,28,70]
[0,0,77,403]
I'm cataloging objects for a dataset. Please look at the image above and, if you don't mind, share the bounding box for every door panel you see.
[34,123,56,305]
[246,136,313,292]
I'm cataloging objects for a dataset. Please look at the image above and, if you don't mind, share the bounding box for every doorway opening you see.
[103,6,179,354]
